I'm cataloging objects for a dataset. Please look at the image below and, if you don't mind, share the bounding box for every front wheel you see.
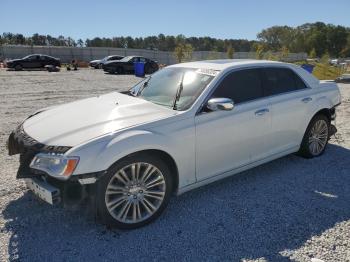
[96,154,173,229]
[298,114,330,158]
[15,64,23,71]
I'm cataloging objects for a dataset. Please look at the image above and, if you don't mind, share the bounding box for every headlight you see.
[30,153,79,179]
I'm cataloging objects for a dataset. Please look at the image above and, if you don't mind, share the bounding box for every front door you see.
[24,55,41,68]
[195,68,271,181]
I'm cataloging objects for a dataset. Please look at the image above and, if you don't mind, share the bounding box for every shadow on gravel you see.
[3,144,350,261]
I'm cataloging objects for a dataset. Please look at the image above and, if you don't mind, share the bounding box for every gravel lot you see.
[0,69,349,262]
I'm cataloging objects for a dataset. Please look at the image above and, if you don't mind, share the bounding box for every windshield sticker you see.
[196,68,219,76]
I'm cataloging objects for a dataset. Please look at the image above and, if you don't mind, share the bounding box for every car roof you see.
[169,59,283,71]
[27,54,56,58]
[169,59,320,86]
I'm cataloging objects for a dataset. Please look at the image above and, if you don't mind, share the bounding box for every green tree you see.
[257,26,294,51]
[340,35,350,57]
[309,48,317,58]
[264,51,278,61]
[253,43,265,59]
[77,39,84,47]
[319,51,331,79]
[227,45,234,59]
[321,51,330,64]
[174,43,193,63]
[279,46,290,61]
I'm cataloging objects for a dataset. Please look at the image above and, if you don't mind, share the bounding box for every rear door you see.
[262,67,313,154]
[195,68,272,181]
[40,55,49,67]
[126,57,139,71]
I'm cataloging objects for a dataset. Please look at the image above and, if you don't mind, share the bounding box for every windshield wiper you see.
[172,73,184,110]
[136,76,151,96]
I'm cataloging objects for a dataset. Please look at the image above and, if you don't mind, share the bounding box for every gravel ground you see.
[0,69,349,262]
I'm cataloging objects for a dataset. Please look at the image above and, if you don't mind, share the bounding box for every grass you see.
[312,63,346,80]
[294,61,347,80]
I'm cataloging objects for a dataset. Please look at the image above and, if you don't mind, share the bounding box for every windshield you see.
[120,56,133,62]
[129,67,216,110]
[23,55,35,60]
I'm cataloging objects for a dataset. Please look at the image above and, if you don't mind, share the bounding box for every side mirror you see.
[207,98,234,111]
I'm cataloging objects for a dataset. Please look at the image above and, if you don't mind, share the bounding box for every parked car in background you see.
[6,54,61,71]
[103,56,159,74]
[335,74,350,83]
[330,59,339,66]
[7,60,340,229]
[89,55,124,69]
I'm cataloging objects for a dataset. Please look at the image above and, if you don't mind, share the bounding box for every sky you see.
[2,0,350,40]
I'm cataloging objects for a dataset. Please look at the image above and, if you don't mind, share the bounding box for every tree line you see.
[257,22,350,58]
[1,22,350,57]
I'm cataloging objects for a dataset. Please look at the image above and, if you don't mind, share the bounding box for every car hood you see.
[90,60,101,64]
[7,59,21,63]
[104,60,124,66]
[23,92,176,147]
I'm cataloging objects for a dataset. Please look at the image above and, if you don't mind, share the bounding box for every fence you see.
[0,45,308,64]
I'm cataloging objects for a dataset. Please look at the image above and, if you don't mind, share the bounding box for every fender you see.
[70,125,196,188]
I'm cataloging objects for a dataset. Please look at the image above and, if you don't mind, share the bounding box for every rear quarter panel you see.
[302,81,341,137]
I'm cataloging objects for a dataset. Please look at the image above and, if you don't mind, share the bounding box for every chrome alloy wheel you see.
[308,119,329,156]
[105,162,166,224]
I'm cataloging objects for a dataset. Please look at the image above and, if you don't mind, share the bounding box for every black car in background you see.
[335,74,350,83]
[89,55,124,69]
[103,56,159,74]
[6,54,61,70]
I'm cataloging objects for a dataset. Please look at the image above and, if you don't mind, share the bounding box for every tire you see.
[298,114,330,158]
[117,66,124,74]
[96,153,173,229]
[98,64,103,69]
[144,64,151,74]
[145,64,157,74]
[15,64,23,71]
[94,65,99,69]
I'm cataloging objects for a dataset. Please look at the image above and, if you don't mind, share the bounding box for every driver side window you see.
[212,68,264,104]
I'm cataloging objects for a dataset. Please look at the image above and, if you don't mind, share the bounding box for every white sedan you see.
[8,59,341,228]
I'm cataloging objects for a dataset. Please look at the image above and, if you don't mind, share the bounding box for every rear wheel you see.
[298,114,330,158]
[145,63,157,74]
[96,154,173,229]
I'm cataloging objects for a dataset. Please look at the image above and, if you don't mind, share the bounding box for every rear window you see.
[263,68,308,96]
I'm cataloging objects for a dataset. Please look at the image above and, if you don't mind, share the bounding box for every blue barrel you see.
[301,64,315,74]
[134,62,145,77]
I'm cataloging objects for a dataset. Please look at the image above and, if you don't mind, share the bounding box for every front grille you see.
[7,124,72,179]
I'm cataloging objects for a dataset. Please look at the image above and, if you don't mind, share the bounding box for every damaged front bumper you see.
[7,124,106,206]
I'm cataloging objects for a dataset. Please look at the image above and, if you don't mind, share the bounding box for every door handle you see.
[301,97,312,103]
[255,108,269,116]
